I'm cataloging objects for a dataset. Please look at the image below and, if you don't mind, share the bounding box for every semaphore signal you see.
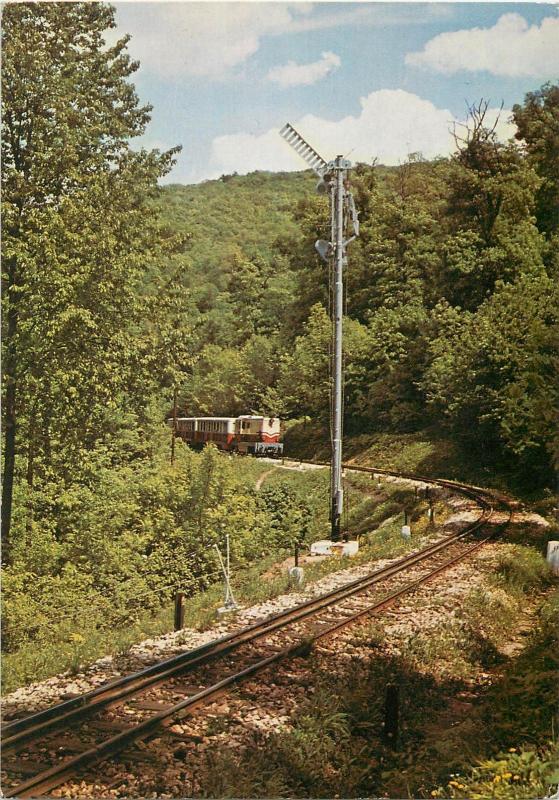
[279,123,359,541]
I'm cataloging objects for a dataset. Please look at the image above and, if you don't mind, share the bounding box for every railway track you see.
[1,465,514,798]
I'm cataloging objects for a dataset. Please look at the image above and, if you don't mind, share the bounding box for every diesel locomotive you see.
[172,415,284,457]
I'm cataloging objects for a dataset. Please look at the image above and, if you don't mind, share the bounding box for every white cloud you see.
[207,90,516,179]
[405,13,559,77]
[115,3,309,79]
[267,51,341,88]
[114,2,454,80]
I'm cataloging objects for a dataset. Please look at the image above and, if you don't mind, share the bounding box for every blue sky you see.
[113,2,559,183]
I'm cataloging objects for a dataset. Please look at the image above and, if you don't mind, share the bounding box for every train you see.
[171,415,284,457]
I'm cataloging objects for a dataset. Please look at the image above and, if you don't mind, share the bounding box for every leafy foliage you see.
[1,3,191,561]
[1,4,557,694]
[433,747,558,800]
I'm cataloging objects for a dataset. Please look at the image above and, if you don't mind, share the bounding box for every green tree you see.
[181,344,250,416]
[350,302,429,431]
[275,304,368,420]
[442,102,544,310]
[423,273,559,478]
[1,3,182,562]
[513,82,559,239]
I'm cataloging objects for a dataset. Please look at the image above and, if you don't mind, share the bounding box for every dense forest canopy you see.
[158,98,558,485]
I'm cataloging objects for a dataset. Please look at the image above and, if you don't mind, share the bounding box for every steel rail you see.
[2,468,512,798]
[2,478,491,751]
[5,502,512,800]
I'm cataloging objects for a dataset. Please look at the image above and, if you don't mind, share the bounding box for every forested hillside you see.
[158,94,559,488]
[1,4,557,693]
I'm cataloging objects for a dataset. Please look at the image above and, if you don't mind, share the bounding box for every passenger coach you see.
[173,415,283,457]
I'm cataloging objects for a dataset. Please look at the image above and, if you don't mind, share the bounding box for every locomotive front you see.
[234,415,283,457]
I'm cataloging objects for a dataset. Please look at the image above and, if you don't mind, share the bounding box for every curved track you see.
[1,464,514,798]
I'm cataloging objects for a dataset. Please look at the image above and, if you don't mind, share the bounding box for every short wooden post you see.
[294,542,300,567]
[174,591,185,631]
[383,684,399,746]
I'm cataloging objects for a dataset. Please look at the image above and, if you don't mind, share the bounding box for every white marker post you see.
[546,541,559,576]
[401,510,411,540]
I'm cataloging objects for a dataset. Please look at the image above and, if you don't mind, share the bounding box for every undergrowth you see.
[2,467,436,692]
[191,546,558,799]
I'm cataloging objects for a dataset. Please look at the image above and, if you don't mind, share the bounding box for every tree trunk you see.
[2,258,19,567]
[2,335,17,567]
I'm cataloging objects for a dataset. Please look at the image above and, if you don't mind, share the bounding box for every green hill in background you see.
[161,170,316,264]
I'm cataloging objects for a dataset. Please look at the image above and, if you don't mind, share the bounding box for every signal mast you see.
[279,123,359,541]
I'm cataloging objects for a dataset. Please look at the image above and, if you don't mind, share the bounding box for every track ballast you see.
[1,462,515,798]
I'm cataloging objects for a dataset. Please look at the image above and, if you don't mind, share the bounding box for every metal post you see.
[278,125,358,547]
[214,537,238,611]
[330,157,345,542]
[383,684,399,746]
[174,591,185,631]
[226,533,231,605]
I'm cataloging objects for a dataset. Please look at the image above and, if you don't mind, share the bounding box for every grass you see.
[432,747,559,800]
[491,544,554,595]
[402,585,519,679]
[2,603,176,693]
[284,423,484,481]
[284,422,555,503]
[187,542,558,799]
[2,469,437,694]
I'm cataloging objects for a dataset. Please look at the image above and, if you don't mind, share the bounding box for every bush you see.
[432,746,559,800]
[493,545,553,594]
[1,442,320,689]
